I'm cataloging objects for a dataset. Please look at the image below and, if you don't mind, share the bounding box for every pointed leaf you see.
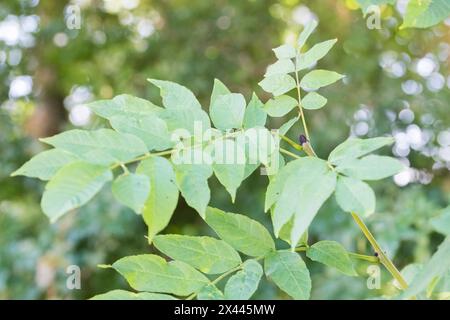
[148,79,201,110]
[243,93,267,129]
[153,235,241,274]
[264,250,311,299]
[264,95,298,117]
[205,207,275,257]
[112,254,209,296]
[298,20,318,49]
[41,162,112,222]
[306,241,357,276]
[296,39,337,71]
[300,70,344,91]
[210,93,246,130]
[302,92,327,110]
[40,129,147,166]
[224,260,263,300]
[335,175,375,216]
[210,78,231,107]
[278,116,299,135]
[272,44,296,59]
[112,173,150,213]
[109,114,172,151]
[258,74,296,97]
[136,157,179,242]
[336,155,404,181]
[328,137,394,165]
[11,149,79,181]
[430,206,450,236]
[265,59,295,76]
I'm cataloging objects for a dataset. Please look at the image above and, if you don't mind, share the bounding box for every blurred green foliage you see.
[0,0,449,299]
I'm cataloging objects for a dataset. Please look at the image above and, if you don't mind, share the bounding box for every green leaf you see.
[243,93,267,129]
[336,155,404,180]
[278,116,299,135]
[205,207,275,257]
[430,206,450,236]
[300,69,344,90]
[111,173,150,214]
[174,161,213,218]
[272,44,296,59]
[306,241,357,276]
[302,92,327,110]
[212,139,246,202]
[197,284,225,300]
[277,218,308,247]
[401,0,450,29]
[87,94,162,120]
[210,93,246,130]
[335,175,375,216]
[11,149,80,181]
[264,250,311,300]
[258,74,296,97]
[136,157,179,242]
[224,260,263,300]
[210,78,231,107]
[298,20,318,49]
[112,254,210,296]
[153,235,241,274]
[41,161,112,222]
[328,137,394,165]
[109,114,173,151]
[160,107,211,136]
[296,39,337,71]
[402,237,450,298]
[40,129,147,166]
[91,290,176,300]
[265,59,295,76]
[148,79,202,110]
[237,127,277,166]
[265,157,337,247]
[264,95,298,117]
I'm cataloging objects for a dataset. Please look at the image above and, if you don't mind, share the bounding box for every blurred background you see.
[0,0,449,299]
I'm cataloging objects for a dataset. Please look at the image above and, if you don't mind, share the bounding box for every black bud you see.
[374,252,379,257]
[299,134,308,145]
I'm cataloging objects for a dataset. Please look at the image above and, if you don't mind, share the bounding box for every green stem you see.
[350,212,408,290]
[348,252,380,263]
[279,134,303,151]
[280,148,301,159]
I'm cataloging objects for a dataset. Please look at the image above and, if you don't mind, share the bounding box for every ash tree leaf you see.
[298,20,318,49]
[224,260,263,300]
[40,129,148,166]
[300,70,344,91]
[401,0,450,29]
[41,161,112,222]
[205,207,275,257]
[272,44,296,59]
[265,59,295,76]
[210,93,246,130]
[277,218,308,247]
[430,206,450,236]
[160,107,211,136]
[336,155,404,181]
[258,74,296,97]
[302,92,327,110]
[11,149,80,181]
[111,173,150,214]
[296,39,337,71]
[136,157,179,243]
[87,94,162,120]
[265,157,337,247]
[328,137,394,165]
[109,114,173,151]
[174,162,213,218]
[197,284,225,300]
[402,237,450,298]
[264,95,298,117]
[210,78,231,107]
[278,116,299,135]
[148,79,202,110]
[306,241,357,276]
[264,250,311,300]
[335,175,375,216]
[212,139,246,202]
[243,93,267,129]
[153,234,242,274]
[91,290,176,300]
[112,254,210,296]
